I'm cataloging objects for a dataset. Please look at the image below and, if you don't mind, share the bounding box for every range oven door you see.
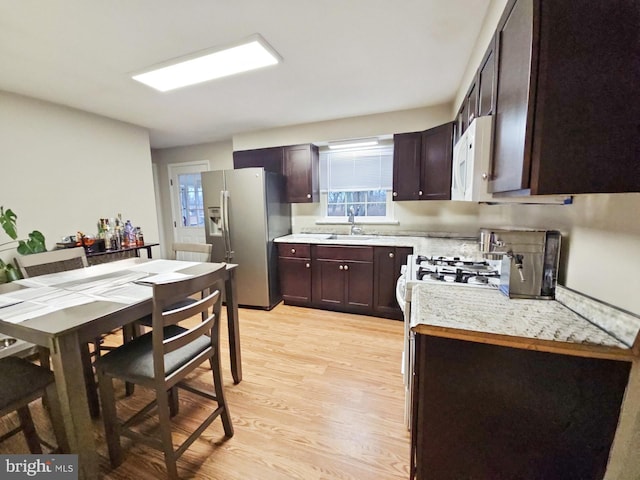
[397,262,414,430]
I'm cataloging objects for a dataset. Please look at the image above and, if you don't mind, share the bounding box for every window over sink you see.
[319,142,396,223]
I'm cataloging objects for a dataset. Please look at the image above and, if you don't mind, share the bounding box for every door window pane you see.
[178,173,204,227]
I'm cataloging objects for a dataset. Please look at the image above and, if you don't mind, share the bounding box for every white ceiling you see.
[0,1,491,149]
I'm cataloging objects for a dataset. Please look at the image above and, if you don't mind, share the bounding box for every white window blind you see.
[320,145,394,192]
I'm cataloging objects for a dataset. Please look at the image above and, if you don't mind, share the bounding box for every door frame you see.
[167,160,210,244]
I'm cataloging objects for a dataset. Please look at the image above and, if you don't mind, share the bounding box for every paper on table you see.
[0,297,21,309]
[58,271,149,292]
[2,287,64,302]
[0,293,95,324]
[13,268,96,287]
[134,272,191,285]
[86,283,152,304]
[127,260,200,274]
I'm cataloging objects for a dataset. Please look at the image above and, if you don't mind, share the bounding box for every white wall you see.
[0,91,159,264]
[232,104,452,150]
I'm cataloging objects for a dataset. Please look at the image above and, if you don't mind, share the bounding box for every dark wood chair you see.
[9,247,90,364]
[171,242,213,263]
[14,247,89,279]
[135,242,214,329]
[14,247,124,417]
[0,356,67,453]
[95,264,233,479]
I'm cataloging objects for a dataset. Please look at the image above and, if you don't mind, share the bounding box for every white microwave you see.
[451,116,493,202]
[451,117,572,205]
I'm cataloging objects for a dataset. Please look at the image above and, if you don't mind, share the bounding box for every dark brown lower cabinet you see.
[373,246,412,319]
[278,243,311,305]
[312,245,373,312]
[279,242,412,319]
[411,335,631,480]
[279,257,311,304]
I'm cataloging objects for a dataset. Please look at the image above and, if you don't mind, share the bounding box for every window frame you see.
[315,141,397,225]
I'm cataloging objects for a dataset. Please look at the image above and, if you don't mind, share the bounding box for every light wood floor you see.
[0,304,411,479]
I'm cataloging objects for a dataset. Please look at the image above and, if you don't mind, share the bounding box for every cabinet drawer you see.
[314,245,373,262]
[278,243,310,258]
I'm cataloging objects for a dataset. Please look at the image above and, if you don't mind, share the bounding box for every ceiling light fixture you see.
[328,138,380,150]
[132,34,281,92]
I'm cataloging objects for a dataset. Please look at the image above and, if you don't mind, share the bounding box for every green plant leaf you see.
[4,264,20,282]
[0,207,18,240]
[17,231,47,255]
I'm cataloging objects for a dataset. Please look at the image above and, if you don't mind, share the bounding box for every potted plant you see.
[0,206,47,282]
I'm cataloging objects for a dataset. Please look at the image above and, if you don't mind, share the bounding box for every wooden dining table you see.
[0,258,242,480]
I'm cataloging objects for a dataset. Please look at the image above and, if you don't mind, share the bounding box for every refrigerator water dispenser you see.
[208,207,222,237]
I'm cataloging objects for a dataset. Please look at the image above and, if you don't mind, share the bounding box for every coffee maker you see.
[479,228,561,299]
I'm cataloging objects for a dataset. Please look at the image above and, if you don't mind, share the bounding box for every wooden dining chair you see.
[171,242,213,262]
[14,247,112,417]
[95,265,232,479]
[14,246,88,279]
[0,356,68,453]
[13,247,90,370]
[136,242,214,329]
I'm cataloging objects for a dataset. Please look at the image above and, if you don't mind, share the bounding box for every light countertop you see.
[411,283,640,360]
[274,233,482,258]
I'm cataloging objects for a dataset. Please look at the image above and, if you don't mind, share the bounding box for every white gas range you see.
[397,254,501,428]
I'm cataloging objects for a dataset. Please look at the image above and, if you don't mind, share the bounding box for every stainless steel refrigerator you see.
[202,168,291,309]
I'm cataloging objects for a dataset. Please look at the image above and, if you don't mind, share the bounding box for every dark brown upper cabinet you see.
[393,123,454,201]
[233,143,319,203]
[454,83,477,144]
[392,132,422,201]
[490,0,640,195]
[283,144,319,203]
[233,147,283,173]
[477,34,497,117]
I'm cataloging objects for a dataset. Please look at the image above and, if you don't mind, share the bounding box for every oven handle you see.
[396,274,407,313]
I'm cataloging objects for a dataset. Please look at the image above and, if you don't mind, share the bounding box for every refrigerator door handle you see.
[222,190,233,261]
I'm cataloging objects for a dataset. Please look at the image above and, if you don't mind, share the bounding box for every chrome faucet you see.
[348,206,364,235]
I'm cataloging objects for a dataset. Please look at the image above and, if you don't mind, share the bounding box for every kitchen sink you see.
[326,234,379,240]
[284,233,381,243]
[286,233,336,240]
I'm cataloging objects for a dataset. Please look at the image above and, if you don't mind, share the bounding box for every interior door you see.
[168,161,209,245]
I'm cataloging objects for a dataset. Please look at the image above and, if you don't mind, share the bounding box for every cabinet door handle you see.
[389,252,395,258]
[306,193,311,199]
[305,263,310,268]
[418,190,423,196]
[291,248,296,254]
[339,265,344,270]
[344,265,349,271]
[393,192,398,197]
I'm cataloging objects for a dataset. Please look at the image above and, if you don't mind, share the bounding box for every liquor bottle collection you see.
[77,214,144,252]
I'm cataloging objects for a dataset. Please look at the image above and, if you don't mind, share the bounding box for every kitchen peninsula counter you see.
[411,283,640,361]
[409,282,640,479]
